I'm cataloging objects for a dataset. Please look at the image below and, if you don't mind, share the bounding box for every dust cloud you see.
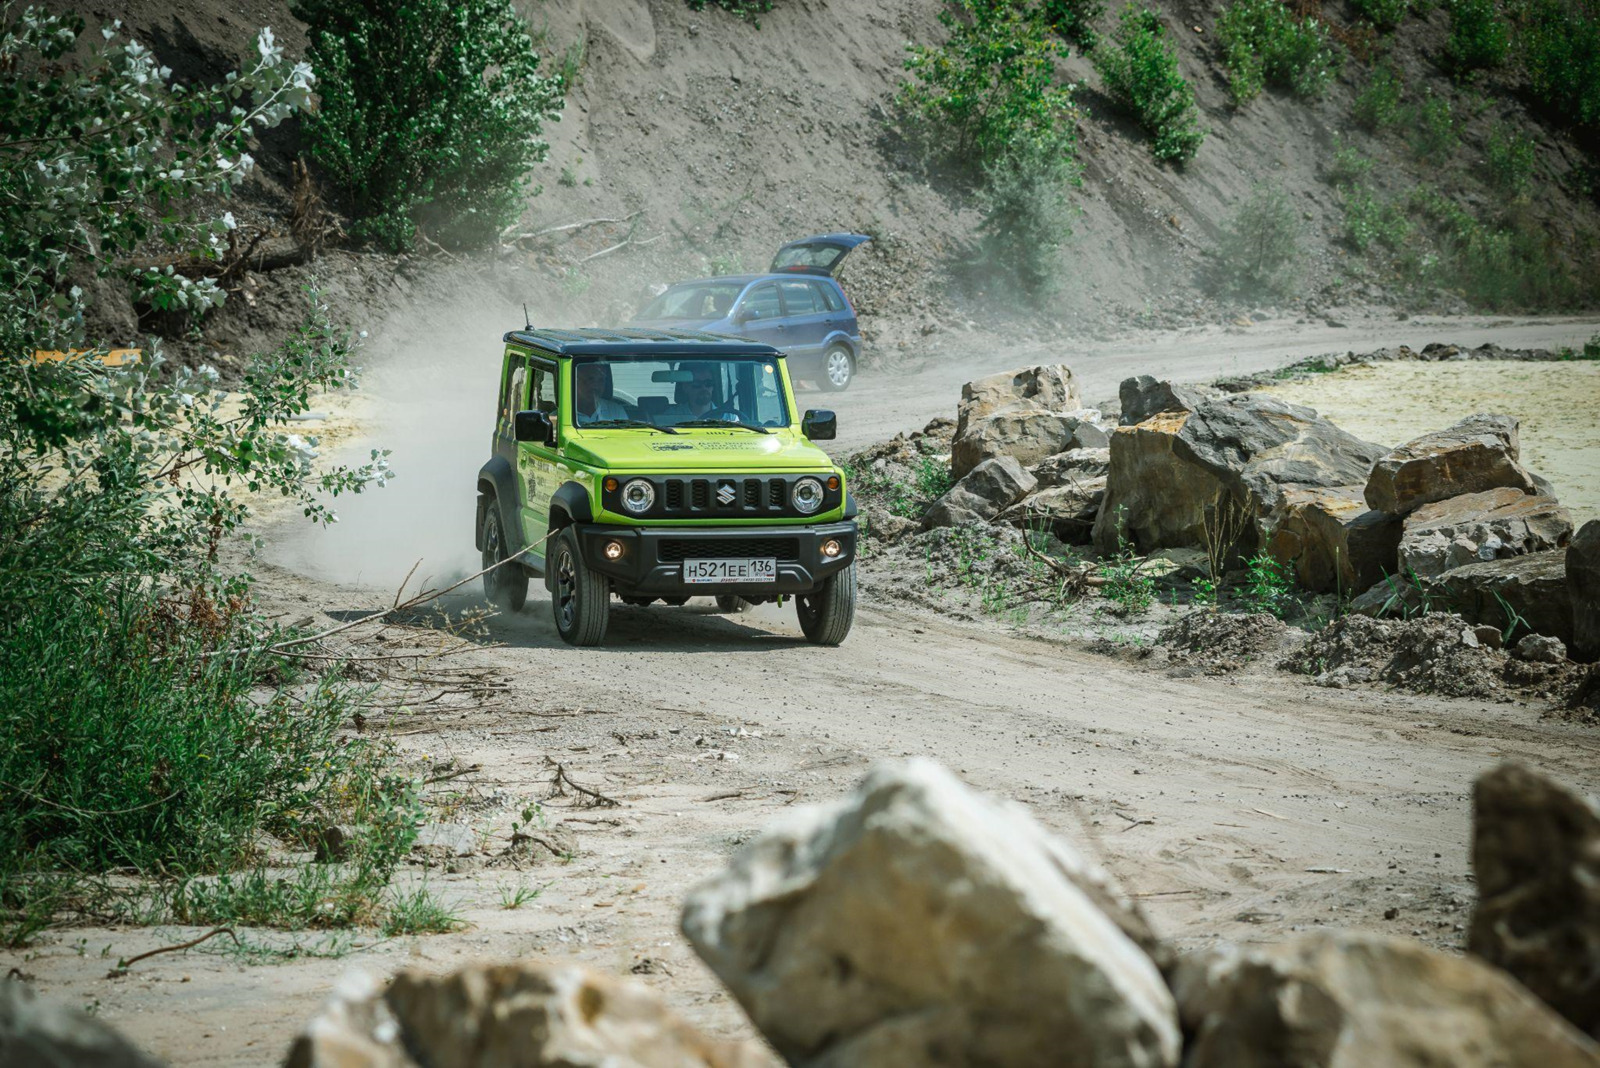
[267,264,570,597]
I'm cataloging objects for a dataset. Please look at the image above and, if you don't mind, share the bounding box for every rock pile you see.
[677,760,1600,1068]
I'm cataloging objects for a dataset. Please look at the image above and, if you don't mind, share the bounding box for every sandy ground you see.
[7,317,1600,1066]
[1264,359,1600,525]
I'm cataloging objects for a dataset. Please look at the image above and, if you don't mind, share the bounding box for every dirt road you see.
[8,313,1600,1065]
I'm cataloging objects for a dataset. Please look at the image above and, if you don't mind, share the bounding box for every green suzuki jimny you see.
[475,328,857,647]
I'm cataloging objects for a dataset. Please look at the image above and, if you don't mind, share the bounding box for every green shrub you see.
[294,0,565,251]
[1446,0,1511,70]
[974,140,1082,300]
[1353,63,1405,130]
[1216,0,1341,103]
[1240,552,1295,616]
[1409,89,1459,158]
[1216,185,1301,296]
[1043,0,1107,47]
[1484,123,1536,196]
[898,0,1078,170]
[1353,0,1412,29]
[0,592,415,882]
[1342,184,1411,250]
[1328,143,1374,186]
[1095,5,1206,163]
[1100,538,1155,614]
[1517,0,1600,127]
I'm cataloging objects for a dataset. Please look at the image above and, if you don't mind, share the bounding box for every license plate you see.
[683,558,777,584]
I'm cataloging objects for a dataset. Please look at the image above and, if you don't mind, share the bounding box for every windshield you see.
[571,355,791,429]
[637,283,745,321]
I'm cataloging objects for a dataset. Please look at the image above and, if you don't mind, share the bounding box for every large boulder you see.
[681,760,1180,1068]
[956,365,1082,431]
[998,478,1108,544]
[1470,763,1600,1041]
[951,411,1107,479]
[921,455,1037,530]
[1364,413,1541,515]
[1174,932,1600,1067]
[951,365,1092,479]
[1430,550,1574,647]
[284,963,763,1068]
[0,980,165,1068]
[1118,376,1216,426]
[1093,395,1386,557]
[1398,487,1572,578]
[1570,520,1600,662]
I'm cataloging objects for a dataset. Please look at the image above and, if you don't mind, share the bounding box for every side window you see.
[529,361,557,414]
[816,282,844,313]
[499,353,528,434]
[740,284,781,321]
[778,279,819,315]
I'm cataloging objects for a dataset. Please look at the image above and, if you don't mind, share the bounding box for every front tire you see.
[821,345,854,392]
[552,527,609,646]
[481,497,527,612]
[796,564,856,645]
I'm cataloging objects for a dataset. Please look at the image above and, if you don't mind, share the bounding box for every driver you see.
[665,363,723,424]
[573,362,627,425]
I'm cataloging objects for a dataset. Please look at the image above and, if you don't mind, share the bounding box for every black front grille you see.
[658,537,800,562]
[604,473,840,519]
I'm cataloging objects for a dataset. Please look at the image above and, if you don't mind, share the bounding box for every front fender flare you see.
[476,456,524,554]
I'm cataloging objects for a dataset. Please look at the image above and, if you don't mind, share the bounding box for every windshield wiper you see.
[580,419,679,434]
[673,419,771,434]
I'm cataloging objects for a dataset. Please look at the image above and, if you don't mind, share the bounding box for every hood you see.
[561,428,836,472]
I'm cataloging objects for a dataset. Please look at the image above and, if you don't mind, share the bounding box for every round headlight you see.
[792,477,825,515]
[620,479,655,515]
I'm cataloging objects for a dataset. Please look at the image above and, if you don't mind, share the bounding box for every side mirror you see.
[802,409,837,441]
[732,307,753,325]
[515,409,555,445]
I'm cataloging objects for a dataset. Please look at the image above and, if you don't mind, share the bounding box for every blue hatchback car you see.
[631,233,869,391]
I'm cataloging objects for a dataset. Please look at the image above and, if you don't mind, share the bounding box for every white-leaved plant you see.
[0,7,389,606]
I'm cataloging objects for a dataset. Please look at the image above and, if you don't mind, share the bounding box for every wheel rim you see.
[826,350,851,387]
[555,546,577,631]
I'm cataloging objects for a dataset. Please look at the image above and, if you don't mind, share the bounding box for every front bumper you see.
[573,521,856,596]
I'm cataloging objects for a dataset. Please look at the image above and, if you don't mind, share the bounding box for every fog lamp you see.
[821,538,842,558]
[603,539,625,561]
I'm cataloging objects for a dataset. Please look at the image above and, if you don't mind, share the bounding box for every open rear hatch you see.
[769,233,871,277]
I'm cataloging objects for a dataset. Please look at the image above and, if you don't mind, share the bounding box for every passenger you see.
[665,363,723,424]
[573,362,628,425]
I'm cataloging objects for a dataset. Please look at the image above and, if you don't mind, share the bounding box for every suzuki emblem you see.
[716,481,737,505]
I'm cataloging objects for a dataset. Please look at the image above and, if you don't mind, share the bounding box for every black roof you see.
[503,327,781,356]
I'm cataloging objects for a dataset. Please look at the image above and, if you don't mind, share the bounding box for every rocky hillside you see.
[47,0,1600,357]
